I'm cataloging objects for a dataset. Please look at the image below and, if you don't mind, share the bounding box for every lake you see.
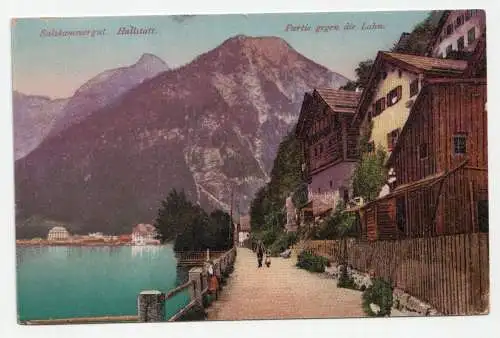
[16,245,189,322]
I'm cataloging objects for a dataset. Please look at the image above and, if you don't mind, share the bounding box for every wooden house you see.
[353,52,468,156]
[426,10,486,59]
[295,88,361,217]
[358,78,487,241]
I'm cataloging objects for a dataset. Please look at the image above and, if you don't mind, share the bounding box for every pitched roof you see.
[383,52,468,73]
[295,88,360,138]
[133,223,156,234]
[314,88,361,114]
[352,51,468,124]
[394,32,411,51]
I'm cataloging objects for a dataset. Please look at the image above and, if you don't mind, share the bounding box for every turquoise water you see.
[16,245,189,321]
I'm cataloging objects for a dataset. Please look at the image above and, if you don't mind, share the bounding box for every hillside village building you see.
[238,215,251,246]
[296,88,361,217]
[426,10,485,59]
[352,52,468,156]
[357,78,487,240]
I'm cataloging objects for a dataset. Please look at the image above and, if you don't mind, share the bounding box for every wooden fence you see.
[176,250,226,266]
[303,232,489,315]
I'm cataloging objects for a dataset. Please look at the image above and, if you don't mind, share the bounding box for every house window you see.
[387,129,400,151]
[446,44,453,56]
[314,147,318,157]
[409,79,419,97]
[419,143,428,159]
[373,97,386,117]
[455,15,464,28]
[453,134,467,155]
[468,27,476,44]
[446,24,453,36]
[396,196,406,233]
[398,69,402,78]
[329,180,333,189]
[386,86,403,107]
[318,188,321,193]
[457,36,465,51]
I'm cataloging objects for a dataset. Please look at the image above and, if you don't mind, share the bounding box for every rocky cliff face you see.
[14,35,349,235]
[12,92,69,160]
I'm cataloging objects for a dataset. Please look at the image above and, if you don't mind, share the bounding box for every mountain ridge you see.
[14,35,349,237]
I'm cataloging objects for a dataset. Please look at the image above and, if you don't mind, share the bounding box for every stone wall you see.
[324,264,441,316]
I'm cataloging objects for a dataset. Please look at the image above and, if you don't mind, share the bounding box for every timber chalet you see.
[295,9,487,240]
[354,9,487,240]
[295,88,361,218]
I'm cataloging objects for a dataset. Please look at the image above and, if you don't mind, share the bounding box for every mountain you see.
[48,53,169,136]
[14,35,349,236]
[12,92,69,160]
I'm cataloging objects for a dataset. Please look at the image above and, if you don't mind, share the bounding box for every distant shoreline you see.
[15,240,140,247]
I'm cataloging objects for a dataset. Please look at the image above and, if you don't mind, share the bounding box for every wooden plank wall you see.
[304,232,489,315]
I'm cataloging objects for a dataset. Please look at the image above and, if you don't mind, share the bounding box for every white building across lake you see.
[131,224,158,245]
[47,226,70,241]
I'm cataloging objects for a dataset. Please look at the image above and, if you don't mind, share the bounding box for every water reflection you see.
[131,245,161,258]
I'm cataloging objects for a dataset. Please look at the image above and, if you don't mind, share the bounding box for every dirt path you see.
[206,247,366,320]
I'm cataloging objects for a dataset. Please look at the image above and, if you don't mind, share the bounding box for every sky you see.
[11,11,430,99]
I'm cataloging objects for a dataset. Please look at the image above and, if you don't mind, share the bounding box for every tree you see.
[155,189,233,251]
[154,189,196,242]
[352,147,388,203]
[249,129,306,232]
[340,59,374,91]
[390,11,443,55]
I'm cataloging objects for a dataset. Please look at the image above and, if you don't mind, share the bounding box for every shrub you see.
[337,265,356,290]
[296,251,330,273]
[268,231,299,256]
[362,278,393,317]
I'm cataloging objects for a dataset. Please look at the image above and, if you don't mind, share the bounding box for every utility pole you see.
[229,187,234,247]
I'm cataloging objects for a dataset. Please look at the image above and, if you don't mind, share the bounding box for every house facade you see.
[47,226,70,241]
[353,52,468,156]
[296,88,361,217]
[358,78,487,240]
[427,10,486,59]
[131,223,158,245]
[238,215,251,246]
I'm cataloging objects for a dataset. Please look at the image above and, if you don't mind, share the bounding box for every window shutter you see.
[397,85,402,100]
[387,132,392,151]
[381,97,386,110]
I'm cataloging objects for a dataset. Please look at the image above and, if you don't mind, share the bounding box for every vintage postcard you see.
[12,9,488,325]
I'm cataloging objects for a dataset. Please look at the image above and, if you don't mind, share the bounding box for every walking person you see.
[256,240,265,268]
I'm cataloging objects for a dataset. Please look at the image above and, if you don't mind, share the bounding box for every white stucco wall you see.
[308,161,357,215]
[431,10,486,58]
[365,65,420,153]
